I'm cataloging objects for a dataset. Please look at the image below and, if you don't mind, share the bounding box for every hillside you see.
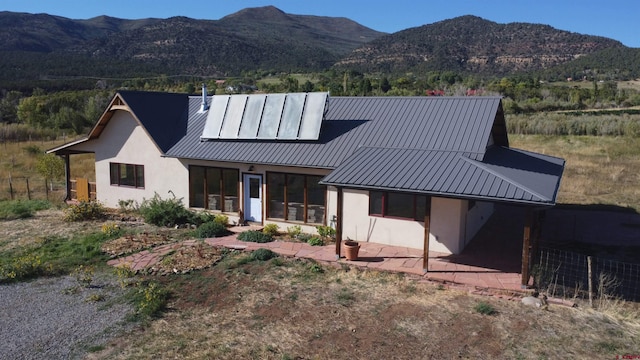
[0,7,384,87]
[336,15,628,76]
[0,8,638,89]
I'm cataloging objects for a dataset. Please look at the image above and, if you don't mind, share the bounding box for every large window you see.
[189,166,239,212]
[369,191,430,221]
[109,162,144,188]
[267,172,325,225]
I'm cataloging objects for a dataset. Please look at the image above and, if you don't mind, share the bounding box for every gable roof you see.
[165,95,507,169]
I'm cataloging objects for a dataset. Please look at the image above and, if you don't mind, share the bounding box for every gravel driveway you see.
[0,273,134,359]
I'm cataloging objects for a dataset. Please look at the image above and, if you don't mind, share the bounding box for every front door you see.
[243,174,262,223]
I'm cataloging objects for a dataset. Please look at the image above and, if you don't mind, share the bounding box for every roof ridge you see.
[459,155,551,202]
[357,145,485,155]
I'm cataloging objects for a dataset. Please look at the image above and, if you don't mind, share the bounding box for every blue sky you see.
[2,0,638,48]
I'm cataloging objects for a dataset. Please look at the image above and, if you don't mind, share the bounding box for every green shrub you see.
[238,230,273,243]
[0,199,51,220]
[138,193,197,227]
[296,233,312,242]
[0,254,51,283]
[23,144,42,156]
[194,221,228,238]
[287,225,302,237]
[307,236,324,246]
[131,281,169,319]
[214,214,229,226]
[316,225,336,239]
[262,223,280,237]
[251,248,278,261]
[474,301,497,315]
[64,201,106,222]
[117,199,138,214]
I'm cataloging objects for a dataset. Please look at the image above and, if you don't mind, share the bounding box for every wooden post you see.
[64,154,71,201]
[9,178,14,200]
[587,256,594,308]
[335,187,343,259]
[26,178,31,200]
[521,208,533,288]
[423,198,432,272]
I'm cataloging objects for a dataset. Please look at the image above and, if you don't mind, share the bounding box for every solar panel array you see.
[201,92,328,140]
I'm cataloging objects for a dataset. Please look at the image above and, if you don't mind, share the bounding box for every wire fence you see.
[534,245,640,302]
[1,176,66,202]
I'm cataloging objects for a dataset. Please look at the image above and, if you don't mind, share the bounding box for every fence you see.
[1,176,66,202]
[535,245,640,302]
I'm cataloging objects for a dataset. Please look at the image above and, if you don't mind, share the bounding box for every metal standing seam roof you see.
[319,146,564,205]
[165,95,506,168]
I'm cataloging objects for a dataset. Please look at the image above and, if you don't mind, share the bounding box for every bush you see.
[138,193,197,227]
[64,201,106,222]
[131,281,169,319]
[287,225,302,237]
[251,248,278,261]
[214,214,229,227]
[474,301,497,315]
[194,221,228,238]
[307,236,324,246]
[0,254,51,283]
[263,223,280,237]
[316,225,336,239]
[238,230,273,243]
[0,199,50,220]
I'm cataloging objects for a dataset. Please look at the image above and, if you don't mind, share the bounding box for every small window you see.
[369,191,430,221]
[109,162,144,188]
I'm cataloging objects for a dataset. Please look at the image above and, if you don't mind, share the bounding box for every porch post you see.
[63,154,71,201]
[422,207,431,272]
[521,207,533,288]
[335,186,343,259]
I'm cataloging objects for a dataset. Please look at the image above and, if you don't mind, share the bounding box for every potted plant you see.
[342,239,360,261]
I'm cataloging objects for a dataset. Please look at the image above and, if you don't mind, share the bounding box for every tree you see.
[36,153,65,191]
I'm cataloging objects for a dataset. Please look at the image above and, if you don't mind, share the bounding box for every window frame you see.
[368,190,430,221]
[266,171,326,225]
[109,162,145,189]
[189,165,239,212]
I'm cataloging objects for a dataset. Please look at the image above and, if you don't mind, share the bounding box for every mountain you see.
[0,7,384,87]
[0,8,638,90]
[336,15,627,76]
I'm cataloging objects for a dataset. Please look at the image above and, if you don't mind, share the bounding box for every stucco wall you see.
[77,111,189,208]
[340,189,473,254]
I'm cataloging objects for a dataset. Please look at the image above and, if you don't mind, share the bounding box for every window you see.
[109,162,144,188]
[369,191,430,221]
[266,172,326,225]
[189,166,239,212]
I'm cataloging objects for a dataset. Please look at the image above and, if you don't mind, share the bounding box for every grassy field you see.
[0,139,95,202]
[511,135,640,211]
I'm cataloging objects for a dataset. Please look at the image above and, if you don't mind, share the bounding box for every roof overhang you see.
[320,146,564,207]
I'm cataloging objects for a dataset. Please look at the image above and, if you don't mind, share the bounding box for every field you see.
[0,138,94,202]
[511,135,640,211]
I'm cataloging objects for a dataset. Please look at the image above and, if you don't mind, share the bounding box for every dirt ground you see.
[3,209,640,359]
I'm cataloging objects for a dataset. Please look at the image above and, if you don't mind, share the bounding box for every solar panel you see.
[201,92,328,141]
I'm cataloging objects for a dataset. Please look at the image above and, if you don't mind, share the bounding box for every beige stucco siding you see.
[340,189,476,254]
[89,111,188,208]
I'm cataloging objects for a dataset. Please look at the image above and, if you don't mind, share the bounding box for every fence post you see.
[587,255,593,308]
[9,178,14,200]
[26,177,31,200]
[45,178,49,200]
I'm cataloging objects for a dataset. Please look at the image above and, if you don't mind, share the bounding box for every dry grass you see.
[88,256,640,359]
[0,139,95,201]
[511,135,640,211]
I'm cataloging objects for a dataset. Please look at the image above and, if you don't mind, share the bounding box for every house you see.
[49,88,564,285]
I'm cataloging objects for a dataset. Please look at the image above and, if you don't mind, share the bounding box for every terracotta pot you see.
[343,240,360,261]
